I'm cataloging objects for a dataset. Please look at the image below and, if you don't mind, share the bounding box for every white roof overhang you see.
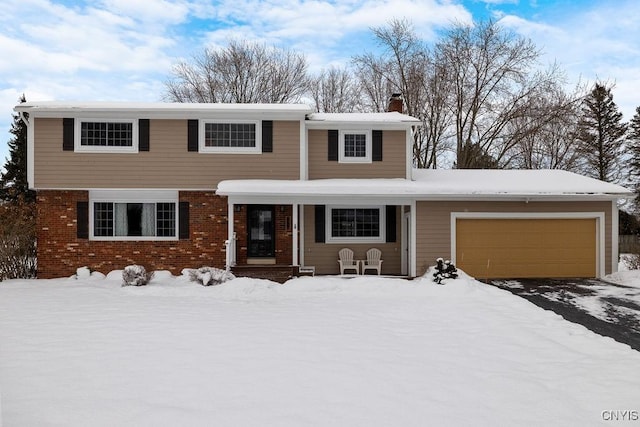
[216,175,633,205]
[13,102,313,120]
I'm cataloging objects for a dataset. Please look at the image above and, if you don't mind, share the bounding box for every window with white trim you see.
[92,202,176,239]
[339,130,371,163]
[90,190,178,240]
[200,120,261,153]
[327,206,384,243]
[75,119,138,153]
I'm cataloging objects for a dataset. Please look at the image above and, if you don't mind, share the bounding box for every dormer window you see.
[339,130,371,163]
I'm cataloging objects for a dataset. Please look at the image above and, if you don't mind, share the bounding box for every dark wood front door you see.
[247,205,275,258]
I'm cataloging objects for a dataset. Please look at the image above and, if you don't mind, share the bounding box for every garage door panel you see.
[456,218,596,279]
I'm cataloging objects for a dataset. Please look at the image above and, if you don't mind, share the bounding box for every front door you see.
[247,205,275,258]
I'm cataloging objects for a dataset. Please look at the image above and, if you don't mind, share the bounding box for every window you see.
[339,130,371,163]
[75,119,138,153]
[89,190,178,240]
[200,120,261,153]
[327,206,384,243]
[91,202,177,240]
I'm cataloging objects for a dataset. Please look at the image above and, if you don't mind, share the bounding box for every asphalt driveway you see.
[490,278,640,352]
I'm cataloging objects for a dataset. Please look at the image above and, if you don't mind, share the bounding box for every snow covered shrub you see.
[76,266,91,280]
[433,258,458,284]
[122,265,153,286]
[623,242,640,270]
[188,267,235,286]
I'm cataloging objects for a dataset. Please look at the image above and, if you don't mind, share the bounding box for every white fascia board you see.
[305,121,415,130]
[25,110,310,121]
[226,194,415,206]
[414,194,632,202]
[15,103,313,120]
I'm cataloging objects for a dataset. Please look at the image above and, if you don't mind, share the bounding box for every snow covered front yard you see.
[1,272,639,426]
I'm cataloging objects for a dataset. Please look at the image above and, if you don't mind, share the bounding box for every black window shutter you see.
[138,119,150,151]
[63,118,74,151]
[262,120,273,153]
[372,130,383,161]
[328,130,338,161]
[315,205,325,243]
[385,205,396,243]
[179,202,190,239]
[77,201,89,239]
[187,120,198,152]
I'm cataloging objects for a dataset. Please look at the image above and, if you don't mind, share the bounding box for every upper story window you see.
[339,130,371,163]
[75,119,138,153]
[199,120,261,153]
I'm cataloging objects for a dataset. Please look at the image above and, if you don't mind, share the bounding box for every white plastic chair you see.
[338,248,359,275]
[361,248,383,275]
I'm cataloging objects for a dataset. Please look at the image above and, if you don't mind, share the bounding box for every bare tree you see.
[309,66,362,112]
[437,20,565,168]
[509,82,585,170]
[165,40,310,103]
[353,19,450,168]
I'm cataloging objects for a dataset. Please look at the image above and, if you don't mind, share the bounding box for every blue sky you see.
[1,0,639,167]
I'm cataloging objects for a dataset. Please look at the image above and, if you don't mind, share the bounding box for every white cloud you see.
[200,0,471,68]
[498,1,640,119]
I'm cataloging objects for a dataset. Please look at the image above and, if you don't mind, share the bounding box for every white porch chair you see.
[338,248,359,275]
[361,248,383,275]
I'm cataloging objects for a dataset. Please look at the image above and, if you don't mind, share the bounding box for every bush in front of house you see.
[433,258,458,284]
[188,266,235,286]
[122,265,153,286]
[0,195,36,281]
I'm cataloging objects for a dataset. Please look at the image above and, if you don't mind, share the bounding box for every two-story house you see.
[14,98,632,280]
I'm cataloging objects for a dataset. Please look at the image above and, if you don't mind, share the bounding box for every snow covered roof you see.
[14,101,314,119]
[217,169,632,204]
[411,169,632,197]
[306,112,420,126]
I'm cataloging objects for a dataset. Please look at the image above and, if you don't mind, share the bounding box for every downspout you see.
[17,110,35,189]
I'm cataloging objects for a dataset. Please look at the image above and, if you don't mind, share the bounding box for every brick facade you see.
[36,190,294,278]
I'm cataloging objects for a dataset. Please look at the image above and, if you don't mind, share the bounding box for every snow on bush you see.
[433,258,458,284]
[122,265,153,287]
[187,267,235,286]
[76,266,91,280]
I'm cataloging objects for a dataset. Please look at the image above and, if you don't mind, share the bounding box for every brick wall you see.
[36,190,295,278]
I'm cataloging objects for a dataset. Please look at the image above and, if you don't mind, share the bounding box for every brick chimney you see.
[387,93,403,113]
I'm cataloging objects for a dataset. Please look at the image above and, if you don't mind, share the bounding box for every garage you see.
[455,217,598,279]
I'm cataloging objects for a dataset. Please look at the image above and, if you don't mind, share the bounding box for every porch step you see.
[231,265,300,284]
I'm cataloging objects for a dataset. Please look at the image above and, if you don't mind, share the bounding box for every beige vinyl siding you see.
[415,200,613,277]
[307,129,406,179]
[302,205,402,275]
[33,118,300,189]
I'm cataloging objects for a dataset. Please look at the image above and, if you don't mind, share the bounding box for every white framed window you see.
[75,119,138,153]
[89,190,178,241]
[326,205,385,243]
[339,130,371,163]
[199,120,261,153]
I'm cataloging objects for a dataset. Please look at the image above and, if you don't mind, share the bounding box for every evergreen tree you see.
[575,82,627,183]
[1,95,33,201]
